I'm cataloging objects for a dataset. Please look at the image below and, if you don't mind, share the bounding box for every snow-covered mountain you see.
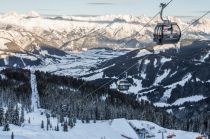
[85,40,210,123]
[0,12,210,74]
[0,11,210,53]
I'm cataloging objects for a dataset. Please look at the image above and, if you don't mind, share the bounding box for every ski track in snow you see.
[30,70,40,110]
[172,95,206,106]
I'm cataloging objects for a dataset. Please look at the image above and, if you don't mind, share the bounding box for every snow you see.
[85,72,104,81]
[153,58,157,68]
[161,73,192,102]
[155,94,206,107]
[3,55,9,66]
[153,44,177,53]
[172,95,206,106]
[160,57,172,64]
[0,74,7,79]
[200,51,210,62]
[129,79,143,94]
[129,120,200,139]
[135,49,151,58]
[26,49,127,78]
[154,102,170,107]
[111,119,139,139]
[0,116,201,139]
[154,69,171,85]
[138,96,150,102]
[144,59,150,65]
[0,12,209,53]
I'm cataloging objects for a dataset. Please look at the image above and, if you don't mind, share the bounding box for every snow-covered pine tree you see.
[20,106,24,124]
[3,122,10,131]
[0,106,4,126]
[6,103,14,124]
[63,120,68,132]
[12,106,20,125]
[69,118,74,128]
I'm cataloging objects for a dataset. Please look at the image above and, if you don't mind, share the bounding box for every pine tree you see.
[28,117,31,124]
[56,123,59,131]
[41,120,44,129]
[69,118,74,128]
[47,123,49,131]
[5,104,14,124]
[11,132,14,139]
[46,117,50,130]
[12,106,19,125]
[0,106,4,126]
[73,117,76,125]
[20,106,24,124]
[85,116,90,123]
[63,120,68,132]
[3,122,10,131]
[60,114,64,123]
[47,118,50,126]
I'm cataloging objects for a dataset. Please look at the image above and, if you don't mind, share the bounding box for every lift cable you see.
[182,10,210,33]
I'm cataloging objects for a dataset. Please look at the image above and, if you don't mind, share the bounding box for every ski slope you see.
[0,114,200,139]
[30,70,40,110]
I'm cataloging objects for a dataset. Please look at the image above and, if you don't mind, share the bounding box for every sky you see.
[0,0,209,17]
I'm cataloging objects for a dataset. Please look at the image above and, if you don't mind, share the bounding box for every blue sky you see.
[0,0,209,17]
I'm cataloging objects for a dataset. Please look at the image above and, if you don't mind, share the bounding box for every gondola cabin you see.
[153,22,181,45]
[117,79,130,91]
[153,2,182,45]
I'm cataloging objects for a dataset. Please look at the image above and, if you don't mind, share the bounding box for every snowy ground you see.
[29,49,127,77]
[0,113,201,139]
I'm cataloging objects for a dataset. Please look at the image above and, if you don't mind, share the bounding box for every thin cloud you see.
[37,9,64,12]
[192,10,210,13]
[87,2,116,5]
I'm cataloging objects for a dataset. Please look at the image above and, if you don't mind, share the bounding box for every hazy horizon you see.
[0,0,209,17]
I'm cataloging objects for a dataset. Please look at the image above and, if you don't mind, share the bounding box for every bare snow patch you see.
[160,57,172,64]
[85,72,104,81]
[161,73,192,101]
[129,79,143,94]
[172,95,206,106]
[154,69,170,85]
[135,49,151,58]
[154,102,170,107]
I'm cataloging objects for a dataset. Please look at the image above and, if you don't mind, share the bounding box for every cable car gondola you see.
[117,79,131,91]
[153,3,181,45]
